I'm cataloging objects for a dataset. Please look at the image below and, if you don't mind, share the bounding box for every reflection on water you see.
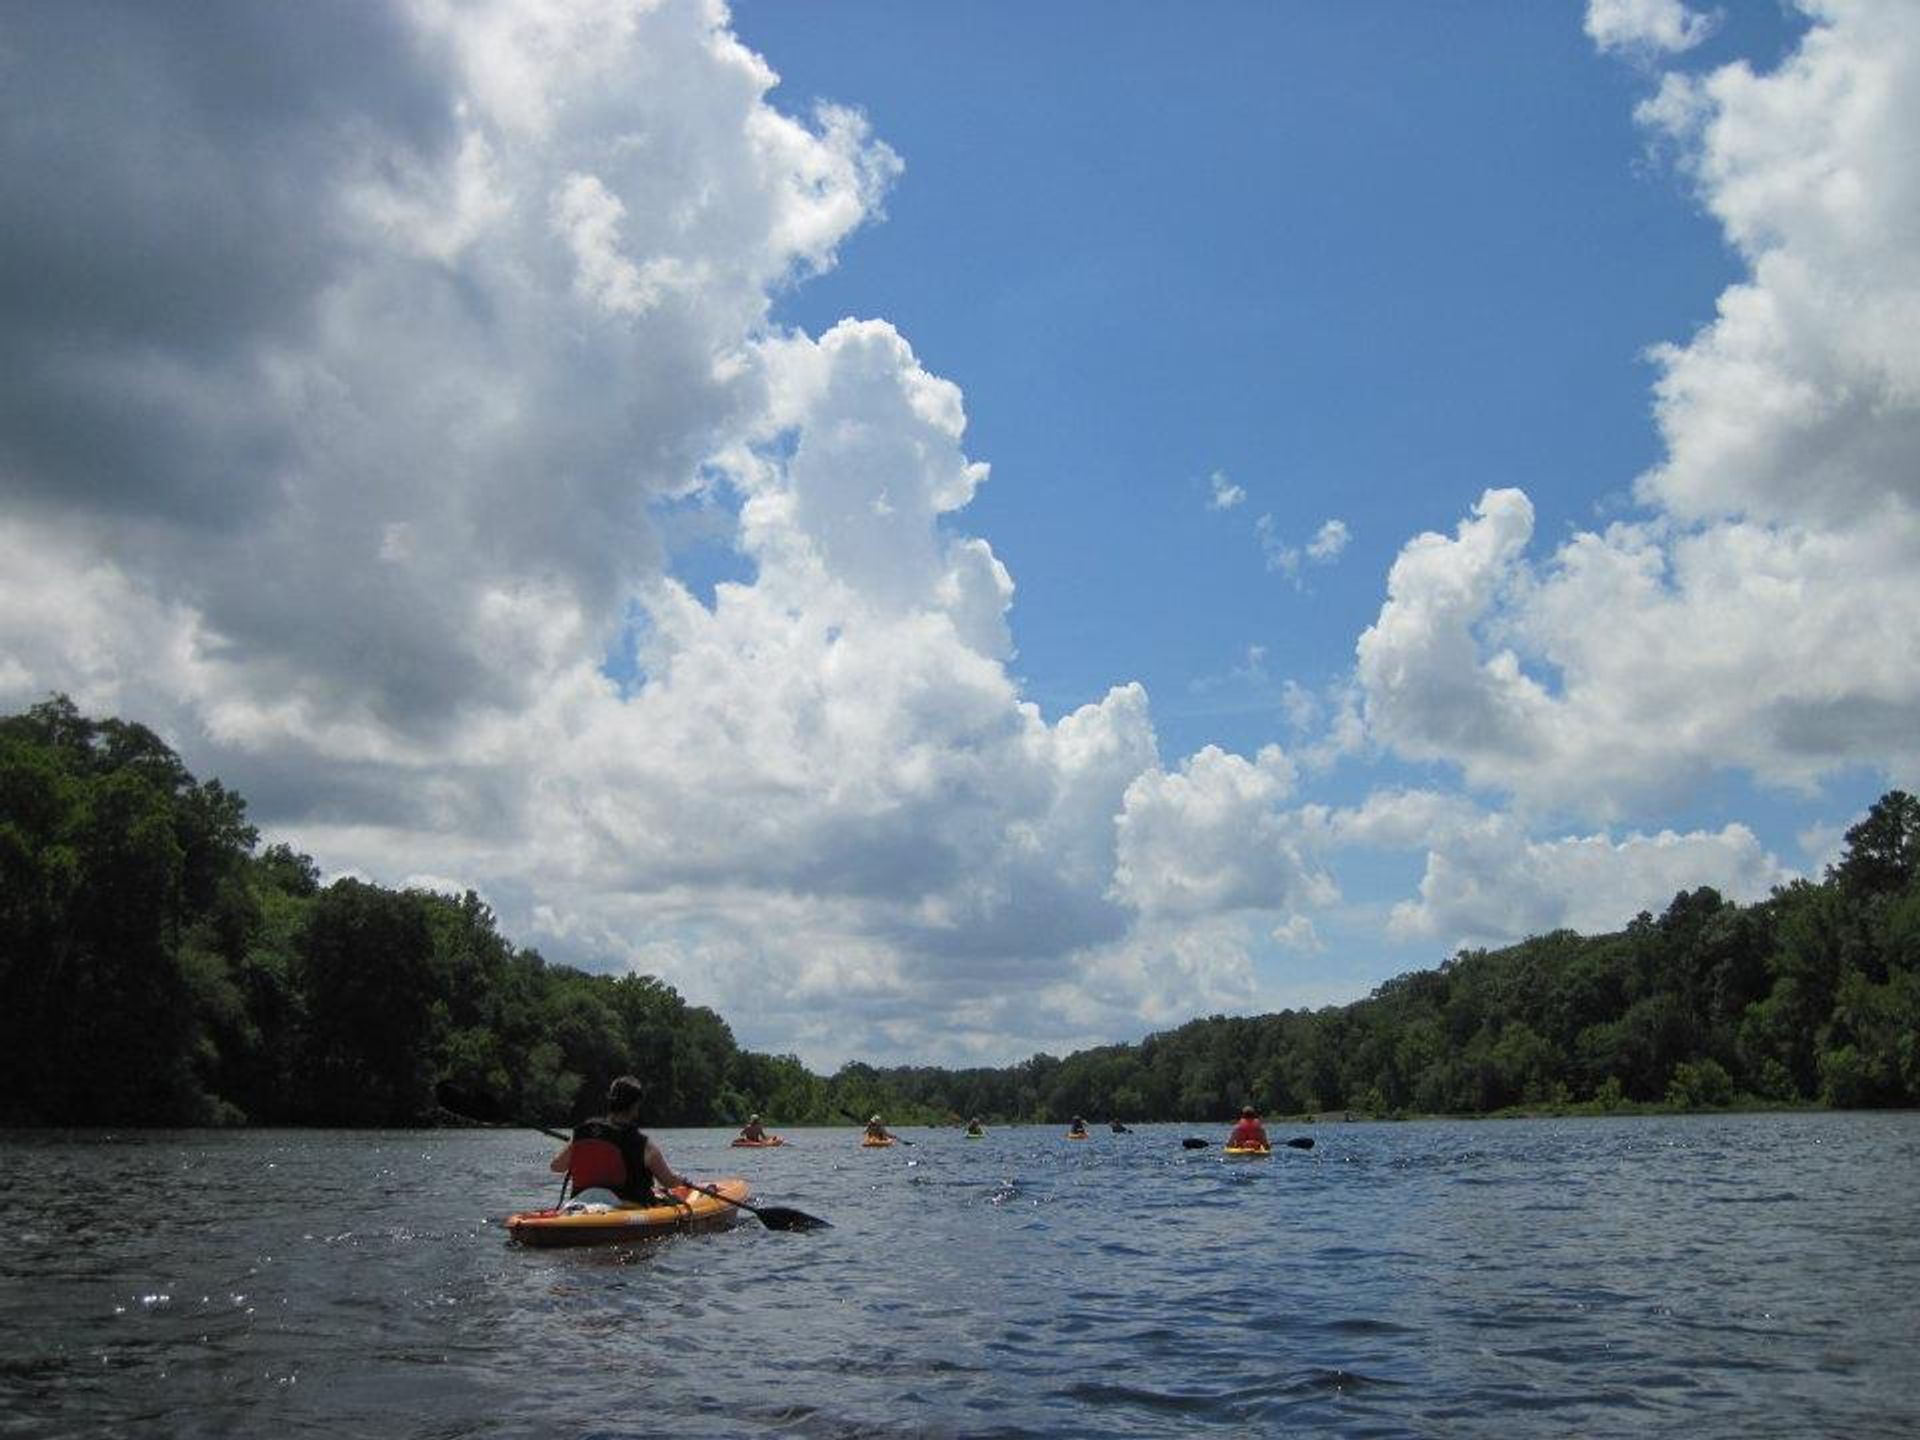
[2,1113,1916,1438]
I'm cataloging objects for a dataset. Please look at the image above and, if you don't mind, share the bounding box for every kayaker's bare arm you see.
[645,1139,690,1191]
[548,1142,572,1174]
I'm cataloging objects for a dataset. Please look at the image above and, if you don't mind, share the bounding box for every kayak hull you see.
[1223,1146,1273,1158]
[861,1136,894,1147]
[730,1137,785,1148]
[506,1179,749,1248]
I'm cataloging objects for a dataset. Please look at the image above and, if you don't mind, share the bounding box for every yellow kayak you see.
[1066,1131,1090,1141]
[506,1179,749,1248]
[861,1135,895,1147]
[1223,1145,1273,1158]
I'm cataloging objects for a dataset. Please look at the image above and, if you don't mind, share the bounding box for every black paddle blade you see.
[1181,1137,1210,1149]
[1284,1137,1315,1150]
[754,1206,830,1232]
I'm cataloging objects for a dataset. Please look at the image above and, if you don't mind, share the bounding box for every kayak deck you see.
[506,1179,749,1248]
[730,1137,785,1147]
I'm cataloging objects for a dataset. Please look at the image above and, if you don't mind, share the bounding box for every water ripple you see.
[2,1116,1918,1437]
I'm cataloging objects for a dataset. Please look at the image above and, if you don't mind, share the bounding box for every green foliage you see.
[294,880,442,1124]
[1830,791,1920,902]
[5,695,1919,1129]
[0,698,750,1128]
[1666,1058,1735,1108]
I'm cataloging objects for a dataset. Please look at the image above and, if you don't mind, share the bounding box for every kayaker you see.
[739,1114,769,1142]
[1109,1118,1131,1133]
[964,1116,985,1136]
[1067,1115,1088,1137]
[548,1075,694,1204]
[1227,1105,1270,1150]
[864,1114,897,1143]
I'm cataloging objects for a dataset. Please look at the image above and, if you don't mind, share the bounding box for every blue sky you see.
[719,1,1864,975]
[2,0,1914,1066]
[722,2,1786,753]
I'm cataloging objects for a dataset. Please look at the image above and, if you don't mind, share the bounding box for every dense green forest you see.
[3,697,1916,1128]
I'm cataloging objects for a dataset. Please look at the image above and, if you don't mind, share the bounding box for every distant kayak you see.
[1065,1132,1089,1141]
[730,1137,785,1148]
[506,1179,750,1248]
[862,1136,895,1147]
[1223,1145,1273,1158]
[963,1131,985,1139]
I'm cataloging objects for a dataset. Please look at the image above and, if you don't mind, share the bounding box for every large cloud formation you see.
[1360,0,1920,823]
[0,0,1908,1064]
[0,0,1333,1063]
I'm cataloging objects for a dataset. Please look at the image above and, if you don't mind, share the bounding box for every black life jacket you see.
[567,1118,655,1203]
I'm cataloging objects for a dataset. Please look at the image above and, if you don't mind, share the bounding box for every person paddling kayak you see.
[738,1113,772,1143]
[1226,1105,1270,1151]
[963,1116,986,1137]
[864,1114,900,1145]
[1067,1115,1089,1138]
[548,1075,694,1204]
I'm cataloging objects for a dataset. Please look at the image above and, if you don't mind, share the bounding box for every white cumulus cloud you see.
[1356,1,1920,818]
[1,0,1900,1070]
[1257,514,1353,586]
[1113,745,1334,919]
[0,0,1190,1065]
[1585,0,1717,56]
[1314,789,1792,951]
[1207,470,1246,510]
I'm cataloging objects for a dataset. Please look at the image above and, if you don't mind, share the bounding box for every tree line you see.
[3,697,1916,1129]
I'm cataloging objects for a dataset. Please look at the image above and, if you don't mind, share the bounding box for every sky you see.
[2,0,1916,1070]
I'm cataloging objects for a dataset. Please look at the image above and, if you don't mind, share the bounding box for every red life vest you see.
[1228,1120,1269,1149]
[567,1119,653,1201]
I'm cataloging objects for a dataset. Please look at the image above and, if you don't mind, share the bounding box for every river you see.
[2,1111,1915,1437]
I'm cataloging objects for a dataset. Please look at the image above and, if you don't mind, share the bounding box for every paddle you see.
[683,1183,830,1233]
[437,1094,830,1232]
[838,1106,913,1145]
[1181,1136,1315,1151]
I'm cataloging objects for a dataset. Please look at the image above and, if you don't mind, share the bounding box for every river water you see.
[1,1111,1915,1438]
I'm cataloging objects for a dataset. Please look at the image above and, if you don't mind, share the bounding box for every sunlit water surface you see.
[2,1112,1916,1438]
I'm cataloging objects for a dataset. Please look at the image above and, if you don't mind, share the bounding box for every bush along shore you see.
[4,696,1917,1129]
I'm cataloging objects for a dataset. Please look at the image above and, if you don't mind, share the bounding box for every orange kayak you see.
[506,1179,749,1248]
[1066,1131,1089,1141]
[730,1137,785,1148]
[1223,1145,1273,1158]
[861,1136,895,1147]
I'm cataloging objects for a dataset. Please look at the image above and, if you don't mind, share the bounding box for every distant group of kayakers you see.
[543,1078,1282,1211]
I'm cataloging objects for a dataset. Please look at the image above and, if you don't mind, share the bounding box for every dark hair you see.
[607,1076,645,1111]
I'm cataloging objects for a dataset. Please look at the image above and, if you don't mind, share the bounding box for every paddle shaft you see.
[1183,1135,1315,1150]
[684,1182,793,1226]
